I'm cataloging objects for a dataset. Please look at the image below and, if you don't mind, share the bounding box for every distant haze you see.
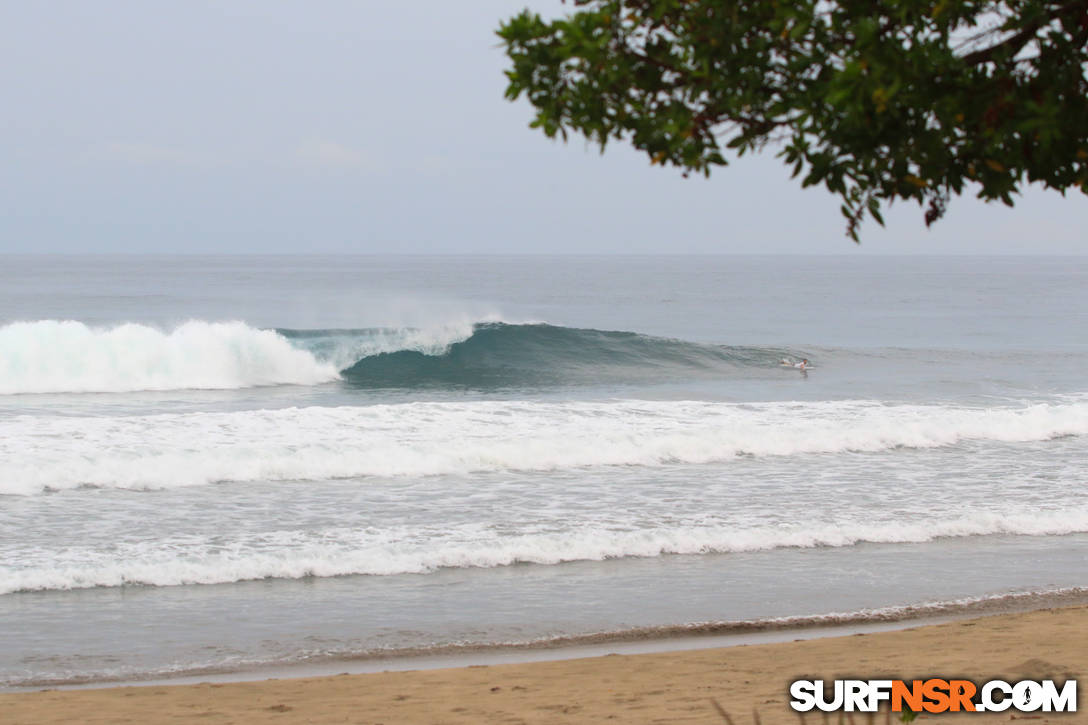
[1,1,1085,254]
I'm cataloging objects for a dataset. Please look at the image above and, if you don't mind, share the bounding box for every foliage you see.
[498,0,1088,239]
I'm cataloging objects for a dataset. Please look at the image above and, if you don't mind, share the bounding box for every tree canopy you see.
[498,1,1088,239]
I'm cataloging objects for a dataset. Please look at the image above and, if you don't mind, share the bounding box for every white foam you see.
[311,317,492,370]
[0,320,341,394]
[2,399,1086,495]
[4,508,1088,594]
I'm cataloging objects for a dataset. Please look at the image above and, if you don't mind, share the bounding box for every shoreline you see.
[8,586,1088,693]
[24,616,957,693]
[3,604,1085,724]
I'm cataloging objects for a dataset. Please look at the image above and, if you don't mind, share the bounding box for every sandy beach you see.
[3,605,1084,724]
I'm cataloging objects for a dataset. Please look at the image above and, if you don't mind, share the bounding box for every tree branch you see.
[960,0,1088,65]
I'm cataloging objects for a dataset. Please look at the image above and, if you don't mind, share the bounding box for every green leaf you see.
[498,0,1086,241]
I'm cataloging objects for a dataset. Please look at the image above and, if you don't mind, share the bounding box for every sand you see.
[3,605,1085,724]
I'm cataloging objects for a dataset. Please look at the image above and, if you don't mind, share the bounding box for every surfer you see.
[799,359,808,371]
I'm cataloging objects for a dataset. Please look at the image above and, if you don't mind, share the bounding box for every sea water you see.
[1,254,1086,687]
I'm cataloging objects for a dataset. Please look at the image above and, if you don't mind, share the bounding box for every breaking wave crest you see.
[0,319,793,394]
[0,320,339,394]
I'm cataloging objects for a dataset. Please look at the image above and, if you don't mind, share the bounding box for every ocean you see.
[1,254,1086,688]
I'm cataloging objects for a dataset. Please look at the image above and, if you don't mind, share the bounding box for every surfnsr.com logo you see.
[790,678,1077,714]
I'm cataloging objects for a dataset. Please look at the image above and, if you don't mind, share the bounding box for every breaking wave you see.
[330,323,790,388]
[0,320,338,394]
[0,319,794,394]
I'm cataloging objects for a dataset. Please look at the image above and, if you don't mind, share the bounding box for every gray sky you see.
[1,0,1084,255]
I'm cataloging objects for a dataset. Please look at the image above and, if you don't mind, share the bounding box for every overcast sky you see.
[1,0,1085,255]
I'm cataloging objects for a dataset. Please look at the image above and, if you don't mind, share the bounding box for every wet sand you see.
[3,605,1085,724]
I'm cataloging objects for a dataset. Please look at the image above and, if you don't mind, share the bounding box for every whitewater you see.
[3,398,1087,494]
[2,254,1086,689]
[6,506,1088,596]
[0,318,496,394]
[0,317,795,394]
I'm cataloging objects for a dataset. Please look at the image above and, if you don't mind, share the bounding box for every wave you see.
[0,319,792,394]
[331,322,789,388]
[5,509,1088,594]
[276,319,486,371]
[0,320,339,394]
[2,399,1085,495]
